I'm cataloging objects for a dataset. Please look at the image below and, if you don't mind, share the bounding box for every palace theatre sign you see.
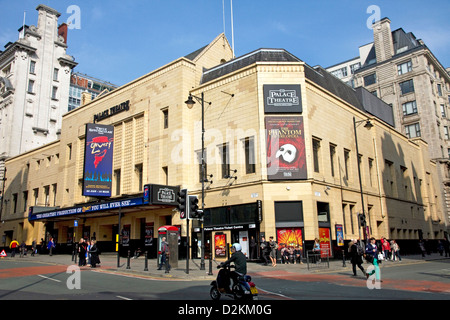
[93,100,130,123]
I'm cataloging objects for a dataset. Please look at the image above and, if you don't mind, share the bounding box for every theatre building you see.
[1,34,446,259]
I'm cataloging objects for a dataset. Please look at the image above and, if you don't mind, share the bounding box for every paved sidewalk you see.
[3,251,448,281]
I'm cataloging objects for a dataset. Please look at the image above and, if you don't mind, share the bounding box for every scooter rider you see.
[219,243,247,292]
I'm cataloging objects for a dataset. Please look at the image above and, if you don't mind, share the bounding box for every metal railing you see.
[306,250,330,270]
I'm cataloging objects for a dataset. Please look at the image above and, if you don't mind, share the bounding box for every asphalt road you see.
[1,258,449,301]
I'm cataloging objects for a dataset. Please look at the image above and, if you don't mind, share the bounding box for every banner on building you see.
[263,84,302,113]
[319,227,332,258]
[83,123,114,197]
[265,116,307,180]
[335,224,344,247]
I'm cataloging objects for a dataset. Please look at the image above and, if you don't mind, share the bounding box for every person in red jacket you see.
[382,237,391,261]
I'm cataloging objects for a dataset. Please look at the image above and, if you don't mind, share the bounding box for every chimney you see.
[373,18,394,63]
[81,92,92,106]
[58,23,68,44]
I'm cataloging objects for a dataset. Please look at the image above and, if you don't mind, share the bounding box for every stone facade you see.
[0,34,446,257]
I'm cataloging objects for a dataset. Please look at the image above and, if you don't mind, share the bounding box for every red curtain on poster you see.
[318,228,332,258]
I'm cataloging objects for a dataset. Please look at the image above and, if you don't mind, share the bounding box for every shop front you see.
[27,184,180,256]
[203,201,262,261]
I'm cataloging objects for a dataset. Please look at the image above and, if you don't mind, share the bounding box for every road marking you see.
[37,275,61,283]
[116,296,133,300]
[257,287,294,300]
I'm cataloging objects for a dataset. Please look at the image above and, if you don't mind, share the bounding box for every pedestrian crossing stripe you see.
[0,250,6,258]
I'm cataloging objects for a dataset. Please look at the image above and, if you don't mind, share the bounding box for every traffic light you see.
[177,189,188,219]
[188,195,201,220]
[358,213,366,227]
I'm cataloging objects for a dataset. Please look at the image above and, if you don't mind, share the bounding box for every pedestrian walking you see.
[31,239,37,256]
[19,241,27,257]
[260,237,270,266]
[382,237,391,260]
[47,238,55,256]
[349,239,365,277]
[418,240,426,258]
[89,239,100,268]
[437,240,444,256]
[249,236,257,260]
[9,239,19,257]
[158,237,170,272]
[78,238,87,266]
[392,240,401,261]
[269,236,278,267]
[365,237,381,282]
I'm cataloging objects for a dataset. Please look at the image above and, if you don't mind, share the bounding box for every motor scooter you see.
[210,264,258,300]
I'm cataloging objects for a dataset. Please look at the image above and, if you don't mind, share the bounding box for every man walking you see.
[349,239,365,277]
[158,237,170,272]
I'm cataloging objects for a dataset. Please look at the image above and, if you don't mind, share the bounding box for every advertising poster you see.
[214,234,227,258]
[336,224,344,247]
[83,123,114,197]
[319,227,332,258]
[277,228,303,251]
[265,116,307,180]
[144,223,154,247]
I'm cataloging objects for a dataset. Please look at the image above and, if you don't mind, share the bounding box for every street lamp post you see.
[185,92,210,271]
[353,117,373,247]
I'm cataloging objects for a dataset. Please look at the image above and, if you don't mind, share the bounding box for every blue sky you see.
[1,0,449,86]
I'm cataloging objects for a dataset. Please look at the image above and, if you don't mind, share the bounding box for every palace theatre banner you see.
[83,123,114,197]
[265,116,307,180]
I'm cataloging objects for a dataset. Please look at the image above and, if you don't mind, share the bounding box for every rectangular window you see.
[368,158,374,187]
[52,86,58,100]
[437,84,443,96]
[162,108,169,129]
[400,79,415,95]
[402,101,418,116]
[364,73,377,86]
[444,126,449,140]
[114,169,121,196]
[162,166,168,186]
[53,68,59,81]
[44,186,50,207]
[52,184,57,207]
[313,138,321,173]
[135,164,143,190]
[30,61,36,74]
[12,194,18,214]
[220,144,230,179]
[405,123,421,138]
[344,149,350,180]
[33,188,39,206]
[23,191,28,212]
[28,80,34,93]
[244,137,255,174]
[330,144,336,177]
[350,63,361,74]
[397,60,412,75]
[440,104,446,118]
[331,67,348,79]
[67,144,72,161]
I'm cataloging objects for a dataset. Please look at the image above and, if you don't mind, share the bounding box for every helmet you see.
[232,243,242,251]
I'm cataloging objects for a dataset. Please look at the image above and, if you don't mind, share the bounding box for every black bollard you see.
[144,251,148,271]
[208,256,213,276]
[126,250,131,269]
